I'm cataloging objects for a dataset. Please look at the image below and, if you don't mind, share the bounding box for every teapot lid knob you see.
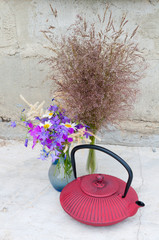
[96,174,104,183]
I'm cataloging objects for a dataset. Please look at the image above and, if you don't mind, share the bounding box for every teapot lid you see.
[80,174,119,197]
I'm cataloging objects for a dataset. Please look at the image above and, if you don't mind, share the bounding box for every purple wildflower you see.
[55,149,60,156]
[11,121,16,128]
[35,117,40,121]
[28,122,34,129]
[67,137,73,142]
[45,138,53,149]
[68,128,74,134]
[38,127,49,142]
[84,131,92,138]
[48,105,58,112]
[29,125,42,148]
[38,153,47,161]
[58,145,63,150]
[62,134,67,140]
[23,121,30,127]
[51,153,59,163]
[76,124,84,129]
[24,138,28,147]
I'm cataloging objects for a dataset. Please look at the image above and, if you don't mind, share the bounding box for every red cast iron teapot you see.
[60,145,145,226]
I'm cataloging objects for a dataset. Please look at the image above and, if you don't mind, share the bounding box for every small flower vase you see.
[48,148,74,192]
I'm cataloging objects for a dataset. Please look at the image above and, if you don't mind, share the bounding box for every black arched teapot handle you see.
[71,144,133,198]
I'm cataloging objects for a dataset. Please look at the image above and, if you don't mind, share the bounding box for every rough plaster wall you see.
[0,0,159,146]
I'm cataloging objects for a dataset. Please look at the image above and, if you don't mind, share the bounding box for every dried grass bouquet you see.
[42,6,146,173]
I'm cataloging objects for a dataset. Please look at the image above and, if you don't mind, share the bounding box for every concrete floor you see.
[0,140,159,240]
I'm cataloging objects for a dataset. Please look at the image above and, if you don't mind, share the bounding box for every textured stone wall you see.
[0,0,159,146]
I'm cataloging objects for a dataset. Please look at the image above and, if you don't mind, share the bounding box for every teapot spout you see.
[128,200,145,217]
[136,200,145,207]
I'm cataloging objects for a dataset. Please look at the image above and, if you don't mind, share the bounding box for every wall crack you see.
[0,116,11,122]
[137,151,144,240]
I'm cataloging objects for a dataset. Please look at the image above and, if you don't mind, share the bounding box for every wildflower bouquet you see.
[13,95,92,179]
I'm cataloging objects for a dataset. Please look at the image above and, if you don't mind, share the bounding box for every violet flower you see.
[24,139,28,147]
[51,153,58,163]
[48,105,58,112]
[11,121,16,128]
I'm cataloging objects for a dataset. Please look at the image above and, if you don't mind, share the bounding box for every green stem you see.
[86,135,96,173]
[64,148,69,179]
[53,159,60,176]
[53,145,73,180]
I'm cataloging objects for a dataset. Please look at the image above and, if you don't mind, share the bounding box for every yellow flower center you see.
[65,124,72,128]
[49,112,53,116]
[44,124,50,129]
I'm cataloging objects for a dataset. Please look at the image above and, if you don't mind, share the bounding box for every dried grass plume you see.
[43,7,146,133]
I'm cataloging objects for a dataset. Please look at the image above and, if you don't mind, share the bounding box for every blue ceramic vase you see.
[48,148,74,192]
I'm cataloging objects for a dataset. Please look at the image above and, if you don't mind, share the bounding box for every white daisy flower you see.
[39,120,52,129]
[42,112,53,119]
[62,122,77,130]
